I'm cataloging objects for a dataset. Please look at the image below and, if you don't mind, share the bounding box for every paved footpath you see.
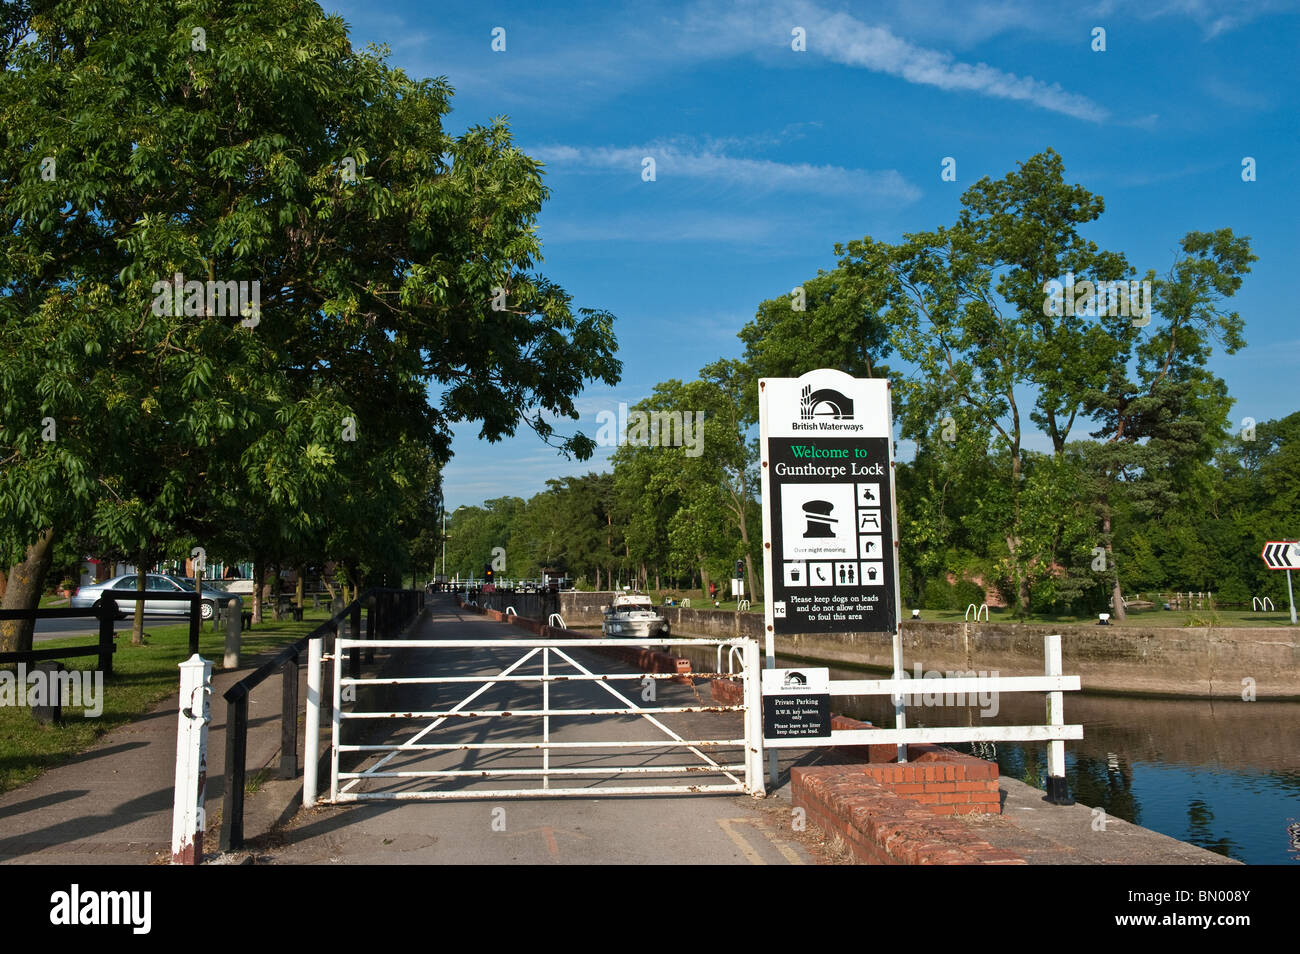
[0,641,306,865]
[261,597,826,865]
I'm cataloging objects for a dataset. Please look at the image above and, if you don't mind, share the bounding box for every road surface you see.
[264,596,830,865]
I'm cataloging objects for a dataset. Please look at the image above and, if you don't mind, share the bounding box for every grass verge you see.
[0,611,331,795]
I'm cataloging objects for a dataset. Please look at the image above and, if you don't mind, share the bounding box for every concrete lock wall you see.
[468,592,1299,699]
[791,620,1300,700]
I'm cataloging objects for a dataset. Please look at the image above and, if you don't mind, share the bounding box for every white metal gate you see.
[324,636,764,801]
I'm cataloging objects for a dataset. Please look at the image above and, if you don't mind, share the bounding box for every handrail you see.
[0,607,109,619]
[0,599,120,673]
[713,641,747,675]
[219,586,424,853]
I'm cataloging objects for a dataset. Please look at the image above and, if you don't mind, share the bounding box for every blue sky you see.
[324,0,1300,511]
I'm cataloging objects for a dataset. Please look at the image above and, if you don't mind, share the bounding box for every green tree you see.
[740,269,894,380]
[610,366,761,599]
[838,150,1136,613]
[0,0,619,651]
[1082,229,1253,618]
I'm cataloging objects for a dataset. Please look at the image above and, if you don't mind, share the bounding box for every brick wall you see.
[708,684,1003,818]
[825,714,1002,816]
[793,766,1024,865]
[710,678,743,705]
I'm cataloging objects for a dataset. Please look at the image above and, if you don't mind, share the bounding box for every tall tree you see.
[838,149,1133,613]
[1083,229,1253,618]
[0,0,619,651]
[740,269,894,381]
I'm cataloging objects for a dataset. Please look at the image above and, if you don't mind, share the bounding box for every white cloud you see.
[338,0,1285,124]
[537,211,783,244]
[1200,75,1273,111]
[683,0,1109,122]
[532,142,922,201]
[1134,0,1293,38]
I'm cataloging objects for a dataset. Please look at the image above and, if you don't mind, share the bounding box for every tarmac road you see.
[32,614,184,642]
[263,597,828,865]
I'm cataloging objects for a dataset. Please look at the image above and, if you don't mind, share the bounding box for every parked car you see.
[221,578,257,597]
[71,574,243,621]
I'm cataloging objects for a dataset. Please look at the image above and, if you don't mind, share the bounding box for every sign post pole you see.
[758,381,778,787]
[1261,541,1300,624]
[1289,569,1297,625]
[884,381,907,763]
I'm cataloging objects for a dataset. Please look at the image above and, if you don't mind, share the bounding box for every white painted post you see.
[171,654,213,864]
[766,652,778,788]
[223,597,241,669]
[1043,634,1073,805]
[743,639,765,796]
[892,626,907,763]
[304,637,322,808]
[542,647,550,790]
[330,625,342,803]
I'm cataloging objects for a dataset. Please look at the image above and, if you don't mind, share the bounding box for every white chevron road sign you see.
[1261,541,1300,570]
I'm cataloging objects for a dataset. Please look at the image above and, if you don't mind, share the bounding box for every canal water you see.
[672,646,1300,865]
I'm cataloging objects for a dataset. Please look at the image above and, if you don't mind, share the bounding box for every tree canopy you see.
[446,150,1292,620]
[0,0,620,650]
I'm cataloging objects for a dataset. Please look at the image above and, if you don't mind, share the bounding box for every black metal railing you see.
[0,591,206,675]
[219,586,424,852]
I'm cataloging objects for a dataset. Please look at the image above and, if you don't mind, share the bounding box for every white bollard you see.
[224,597,241,669]
[304,637,322,807]
[172,654,213,864]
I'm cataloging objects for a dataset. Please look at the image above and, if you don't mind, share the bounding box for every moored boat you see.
[601,592,671,638]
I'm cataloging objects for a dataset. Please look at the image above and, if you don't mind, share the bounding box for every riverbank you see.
[475,591,1298,699]
[792,759,1238,865]
[458,595,1259,864]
